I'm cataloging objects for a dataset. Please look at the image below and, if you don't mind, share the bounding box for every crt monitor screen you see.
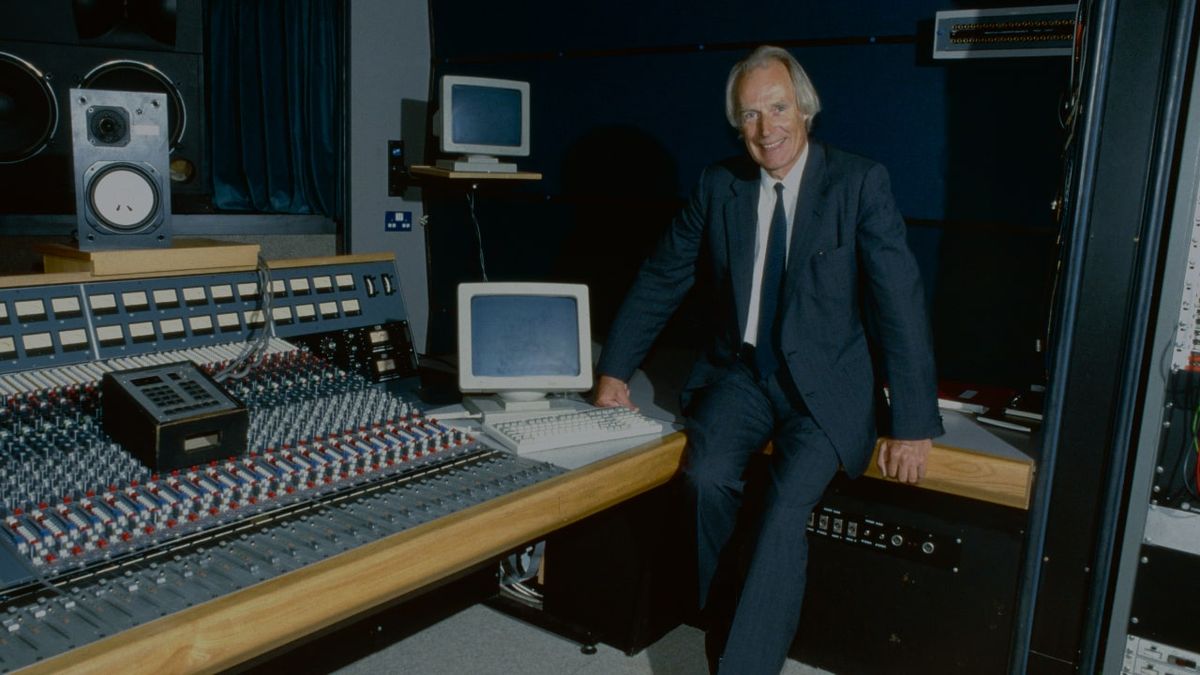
[435,75,530,158]
[451,84,522,148]
[471,295,580,377]
[457,282,592,401]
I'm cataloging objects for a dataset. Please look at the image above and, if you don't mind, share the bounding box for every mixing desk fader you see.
[0,255,568,673]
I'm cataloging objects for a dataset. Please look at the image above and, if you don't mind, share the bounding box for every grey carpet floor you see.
[332,603,831,675]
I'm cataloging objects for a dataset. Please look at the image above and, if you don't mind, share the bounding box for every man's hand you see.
[594,375,637,410]
[876,437,933,485]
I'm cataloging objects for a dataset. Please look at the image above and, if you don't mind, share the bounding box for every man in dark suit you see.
[594,46,944,674]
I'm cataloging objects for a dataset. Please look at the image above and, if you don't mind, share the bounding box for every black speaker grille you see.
[0,52,58,163]
[74,0,180,48]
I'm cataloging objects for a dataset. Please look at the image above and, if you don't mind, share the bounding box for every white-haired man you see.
[595,45,943,674]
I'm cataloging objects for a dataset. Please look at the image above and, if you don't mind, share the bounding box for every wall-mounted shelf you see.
[410,165,542,181]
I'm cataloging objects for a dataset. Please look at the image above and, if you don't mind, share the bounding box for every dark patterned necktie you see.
[754,182,787,377]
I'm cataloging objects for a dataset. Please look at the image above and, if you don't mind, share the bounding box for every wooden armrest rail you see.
[761,439,1035,511]
[864,439,1035,510]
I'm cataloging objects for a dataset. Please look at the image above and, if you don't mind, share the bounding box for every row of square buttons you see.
[0,273,362,325]
[0,299,363,358]
[0,273,357,326]
[89,274,353,315]
[0,296,84,323]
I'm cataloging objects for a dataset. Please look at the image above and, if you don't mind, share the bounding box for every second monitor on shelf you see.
[432,75,530,174]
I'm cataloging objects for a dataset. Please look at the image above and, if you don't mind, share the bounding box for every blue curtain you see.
[208,0,342,216]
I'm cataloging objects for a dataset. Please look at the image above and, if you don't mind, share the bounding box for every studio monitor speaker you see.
[71,87,171,250]
[0,0,205,214]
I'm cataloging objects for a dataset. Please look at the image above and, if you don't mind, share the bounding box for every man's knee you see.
[682,452,744,503]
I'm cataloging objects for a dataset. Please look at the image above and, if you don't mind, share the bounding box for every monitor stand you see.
[462,392,576,418]
[435,154,519,174]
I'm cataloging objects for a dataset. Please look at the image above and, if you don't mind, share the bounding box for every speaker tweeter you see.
[71,87,171,250]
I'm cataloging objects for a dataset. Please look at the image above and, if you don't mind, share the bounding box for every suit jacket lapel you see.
[784,142,828,301]
[725,170,758,340]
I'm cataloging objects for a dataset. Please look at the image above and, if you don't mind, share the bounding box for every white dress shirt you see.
[743,144,808,346]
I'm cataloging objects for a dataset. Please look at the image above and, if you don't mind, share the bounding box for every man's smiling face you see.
[735,60,809,180]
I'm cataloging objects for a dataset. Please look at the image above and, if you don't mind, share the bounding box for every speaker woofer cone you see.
[81,59,185,151]
[86,162,161,231]
[0,52,58,164]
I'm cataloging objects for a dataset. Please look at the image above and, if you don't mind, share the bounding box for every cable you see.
[1158,329,1177,383]
[213,255,276,383]
[466,188,489,281]
[1184,438,1200,500]
[503,580,544,602]
[1193,398,1200,497]
[1174,384,1200,501]
[1044,2,1091,365]
[499,542,544,588]
[1193,446,1200,499]
[1058,2,1089,133]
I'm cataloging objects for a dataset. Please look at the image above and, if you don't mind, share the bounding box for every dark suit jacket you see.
[597,142,944,476]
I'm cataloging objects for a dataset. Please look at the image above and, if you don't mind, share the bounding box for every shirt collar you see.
[758,143,809,197]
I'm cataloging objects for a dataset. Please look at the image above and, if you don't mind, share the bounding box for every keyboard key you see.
[483,407,664,454]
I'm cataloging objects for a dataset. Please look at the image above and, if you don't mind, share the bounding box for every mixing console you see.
[0,255,567,673]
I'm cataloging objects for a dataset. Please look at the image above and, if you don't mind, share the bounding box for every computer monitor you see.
[432,75,530,173]
[457,282,592,413]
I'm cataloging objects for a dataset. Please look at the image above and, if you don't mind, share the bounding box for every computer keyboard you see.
[482,406,666,454]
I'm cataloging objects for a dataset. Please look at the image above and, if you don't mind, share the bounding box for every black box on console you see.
[102,361,249,472]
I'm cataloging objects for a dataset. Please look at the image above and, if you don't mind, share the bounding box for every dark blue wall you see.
[426,1,1066,387]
